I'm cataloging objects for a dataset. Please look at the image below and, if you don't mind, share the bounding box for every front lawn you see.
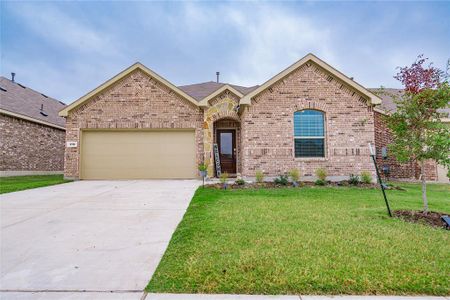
[0,175,72,194]
[147,183,449,295]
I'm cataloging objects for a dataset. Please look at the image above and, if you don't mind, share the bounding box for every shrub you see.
[360,171,372,184]
[219,172,229,184]
[315,179,325,186]
[349,174,360,185]
[255,170,264,183]
[274,174,289,186]
[198,163,207,172]
[235,178,245,185]
[289,168,300,183]
[315,168,327,181]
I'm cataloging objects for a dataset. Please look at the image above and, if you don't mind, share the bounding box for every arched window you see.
[294,110,325,157]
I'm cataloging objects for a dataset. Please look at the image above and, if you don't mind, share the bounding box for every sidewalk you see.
[2,292,446,300]
[145,294,448,300]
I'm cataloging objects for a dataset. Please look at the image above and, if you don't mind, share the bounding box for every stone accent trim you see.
[203,90,241,176]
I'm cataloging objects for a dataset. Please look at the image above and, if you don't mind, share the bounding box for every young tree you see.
[385,55,450,212]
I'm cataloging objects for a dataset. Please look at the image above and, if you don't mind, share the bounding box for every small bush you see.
[349,174,360,185]
[219,172,229,184]
[315,179,325,186]
[361,171,372,184]
[315,168,327,181]
[274,174,289,186]
[235,178,245,185]
[289,168,300,183]
[255,170,264,183]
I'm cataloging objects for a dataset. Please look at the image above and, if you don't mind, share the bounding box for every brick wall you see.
[374,111,437,181]
[0,113,65,172]
[64,69,204,179]
[241,61,376,180]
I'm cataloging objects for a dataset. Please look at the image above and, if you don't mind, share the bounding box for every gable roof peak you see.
[240,53,382,106]
[59,62,204,116]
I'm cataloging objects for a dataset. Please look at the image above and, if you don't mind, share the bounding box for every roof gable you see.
[240,53,382,106]
[59,63,204,117]
[198,84,244,106]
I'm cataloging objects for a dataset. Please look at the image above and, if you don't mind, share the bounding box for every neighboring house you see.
[58,53,447,182]
[370,88,450,183]
[0,76,66,176]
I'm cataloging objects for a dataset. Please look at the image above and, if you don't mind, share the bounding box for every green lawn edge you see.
[0,175,72,194]
[146,183,450,295]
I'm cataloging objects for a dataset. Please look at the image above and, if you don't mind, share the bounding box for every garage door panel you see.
[81,130,196,179]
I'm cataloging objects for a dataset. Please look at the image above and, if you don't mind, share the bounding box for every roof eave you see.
[1,109,65,130]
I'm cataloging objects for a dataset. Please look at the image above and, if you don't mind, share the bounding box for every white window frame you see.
[294,110,326,158]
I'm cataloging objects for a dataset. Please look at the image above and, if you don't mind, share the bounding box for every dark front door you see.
[217,129,236,174]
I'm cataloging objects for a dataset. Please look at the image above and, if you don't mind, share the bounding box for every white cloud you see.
[224,6,334,86]
[8,4,120,56]
[171,3,335,86]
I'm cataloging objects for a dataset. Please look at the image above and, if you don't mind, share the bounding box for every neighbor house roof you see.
[240,53,383,106]
[178,81,258,101]
[0,76,66,129]
[369,87,450,122]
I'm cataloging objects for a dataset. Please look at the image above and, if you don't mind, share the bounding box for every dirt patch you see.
[394,210,449,228]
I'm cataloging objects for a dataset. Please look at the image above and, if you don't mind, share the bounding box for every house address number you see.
[66,141,77,148]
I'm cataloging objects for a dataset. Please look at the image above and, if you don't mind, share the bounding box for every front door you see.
[217,129,236,174]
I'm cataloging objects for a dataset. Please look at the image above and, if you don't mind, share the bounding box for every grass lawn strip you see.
[0,175,72,194]
[147,183,449,295]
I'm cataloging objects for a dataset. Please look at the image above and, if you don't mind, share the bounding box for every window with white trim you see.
[294,110,325,157]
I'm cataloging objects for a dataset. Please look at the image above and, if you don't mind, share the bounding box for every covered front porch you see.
[202,89,242,178]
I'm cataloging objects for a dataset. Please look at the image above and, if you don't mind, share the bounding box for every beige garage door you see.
[81,130,196,179]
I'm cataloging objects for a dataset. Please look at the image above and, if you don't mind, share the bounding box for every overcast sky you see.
[1,1,449,104]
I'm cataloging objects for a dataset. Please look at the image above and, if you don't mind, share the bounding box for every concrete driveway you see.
[0,180,199,299]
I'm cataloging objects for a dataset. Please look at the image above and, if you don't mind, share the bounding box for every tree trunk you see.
[420,160,428,213]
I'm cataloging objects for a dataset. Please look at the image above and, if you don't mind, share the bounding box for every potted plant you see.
[219,172,229,189]
[198,163,207,187]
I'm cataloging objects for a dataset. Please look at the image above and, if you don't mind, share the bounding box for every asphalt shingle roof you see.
[178,81,259,101]
[0,76,66,128]
[369,88,450,116]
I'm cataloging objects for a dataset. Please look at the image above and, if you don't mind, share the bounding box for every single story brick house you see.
[0,76,66,176]
[59,53,448,182]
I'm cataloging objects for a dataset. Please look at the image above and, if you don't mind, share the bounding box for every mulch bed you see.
[394,210,449,228]
[206,181,379,190]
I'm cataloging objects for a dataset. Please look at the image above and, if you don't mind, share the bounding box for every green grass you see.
[0,175,72,194]
[147,183,450,295]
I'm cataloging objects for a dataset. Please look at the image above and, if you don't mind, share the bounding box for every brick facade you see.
[240,62,376,180]
[0,113,65,172]
[374,111,437,181]
[64,69,204,179]
[63,60,439,181]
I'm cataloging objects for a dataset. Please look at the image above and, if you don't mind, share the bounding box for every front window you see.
[294,110,325,157]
